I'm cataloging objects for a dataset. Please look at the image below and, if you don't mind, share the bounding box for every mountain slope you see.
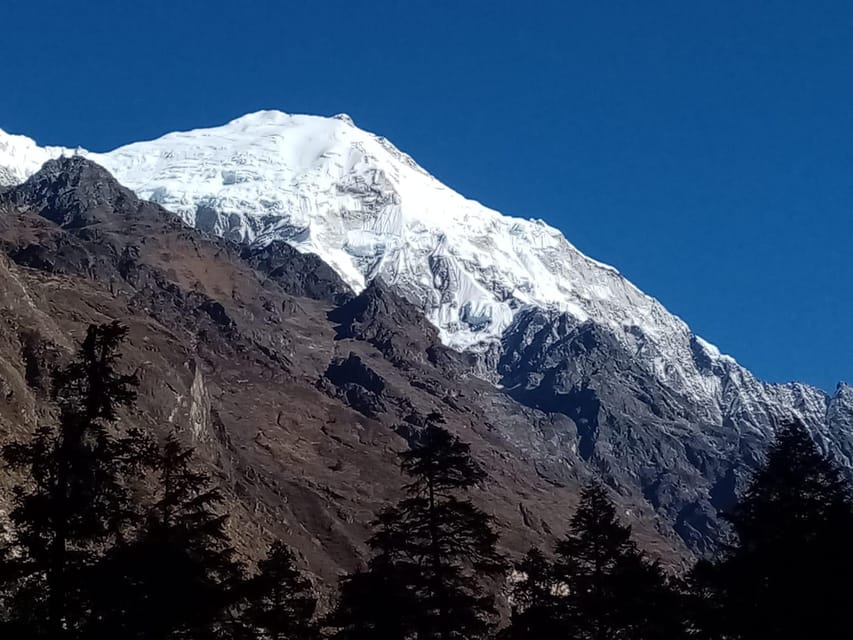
[5,157,677,582]
[1,114,851,555]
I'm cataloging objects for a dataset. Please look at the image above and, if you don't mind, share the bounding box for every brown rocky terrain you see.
[0,158,687,593]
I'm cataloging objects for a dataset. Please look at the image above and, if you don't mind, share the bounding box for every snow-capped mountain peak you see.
[0,112,840,427]
[0,128,80,187]
[0,113,670,344]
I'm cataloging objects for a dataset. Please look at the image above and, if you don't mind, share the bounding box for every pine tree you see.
[611,552,686,639]
[242,541,319,640]
[503,547,561,640]
[554,481,686,640]
[95,433,244,639]
[329,417,505,640]
[691,422,853,639]
[327,552,421,640]
[554,481,636,640]
[0,322,153,638]
[683,559,729,640]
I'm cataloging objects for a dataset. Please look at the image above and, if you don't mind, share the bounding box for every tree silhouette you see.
[691,422,853,639]
[0,322,153,638]
[683,559,729,640]
[503,547,562,640]
[327,552,420,640]
[329,417,505,640]
[94,433,244,639]
[553,481,686,640]
[242,541,319,640]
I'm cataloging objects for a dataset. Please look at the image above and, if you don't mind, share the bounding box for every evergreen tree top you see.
[52,321,138,423]
[557,481,637,562]
[726,421,853,547]
[400,420,485,497]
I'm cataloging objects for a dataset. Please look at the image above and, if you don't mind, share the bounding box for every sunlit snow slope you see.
[0,111,845,430]
[2,112,674,347]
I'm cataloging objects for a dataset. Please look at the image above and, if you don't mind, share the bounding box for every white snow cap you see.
[0,110,769,408]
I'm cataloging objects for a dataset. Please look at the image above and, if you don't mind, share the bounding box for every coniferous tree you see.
[554,481,636,640]
[691,422,853,639]
[96,433,244,639]
[329,416,505,640]
[502,547,561,640]
[327,552,421,640]
[683,559,729,640]
[611,551,686,639]
[554,481,686,640]
[0,322,153,638]
[242,541,319,640]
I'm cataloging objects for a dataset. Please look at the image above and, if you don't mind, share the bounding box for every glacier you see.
[0,110,848,440]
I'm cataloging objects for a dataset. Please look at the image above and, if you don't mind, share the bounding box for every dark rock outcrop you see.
[323,353,387,417]
[329,279,458,371]
[3,156,150,228]
[240,241,353,305]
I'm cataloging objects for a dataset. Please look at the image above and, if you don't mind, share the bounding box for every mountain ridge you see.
[0,150,851,560]
[2,115,852,556]
[1,113,842,393]
[1,155,676,577]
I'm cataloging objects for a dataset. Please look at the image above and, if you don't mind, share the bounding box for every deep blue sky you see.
[1,1,851,390]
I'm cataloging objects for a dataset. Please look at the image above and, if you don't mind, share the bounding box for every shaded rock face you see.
[329,279,458,371]
[240,241,353,305]
[3,157,146,228]
[325,354,385,395]
[323,353,387,418]
[497,307,853,553]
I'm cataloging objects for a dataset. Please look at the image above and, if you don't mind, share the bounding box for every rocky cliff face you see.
[498,306,853,551]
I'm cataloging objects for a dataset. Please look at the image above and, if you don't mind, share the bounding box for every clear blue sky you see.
[1,0,851,391]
